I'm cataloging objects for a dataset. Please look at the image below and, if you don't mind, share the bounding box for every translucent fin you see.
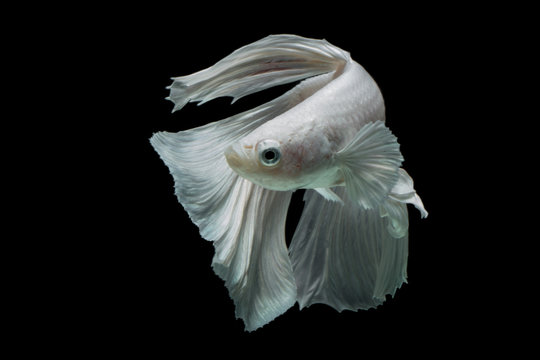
[388,168,428,218]
[222,187,295,331]
[289,187,408,311]
[336,121,403,210]
[167,34,349,112]
[379,168,428,238]
[150,96,298,331]
[372,199,410,300]
[379,198,409,238]
[314,187,344,204]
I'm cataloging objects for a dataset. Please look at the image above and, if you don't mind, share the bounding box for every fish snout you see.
[224,143,255,174]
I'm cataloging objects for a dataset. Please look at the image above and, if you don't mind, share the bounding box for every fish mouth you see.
[224,144,254,174]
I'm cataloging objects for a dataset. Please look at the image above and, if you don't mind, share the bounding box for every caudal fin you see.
[167,34,350,112]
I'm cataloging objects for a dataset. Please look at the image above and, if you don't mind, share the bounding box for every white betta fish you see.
[151,35,427,331]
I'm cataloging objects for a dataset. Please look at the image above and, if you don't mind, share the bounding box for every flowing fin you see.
[289,187,408,311]
[389,168,428,218]
[336,121,403,210]
[379,168,428,238]
[167,34,349,112]
[314,187,344,204]
[379,199,409,239]
[372,198,410,300]
[150,95,299,331]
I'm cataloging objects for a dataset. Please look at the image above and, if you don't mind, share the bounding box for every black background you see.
[49,4,522,356]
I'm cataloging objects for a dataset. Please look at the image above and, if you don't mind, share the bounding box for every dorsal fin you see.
[167,34,350,112]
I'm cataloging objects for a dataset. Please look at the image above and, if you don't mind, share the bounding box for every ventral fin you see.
[379,168,428,238]
[388,168,428,218]
[314,187,344,204]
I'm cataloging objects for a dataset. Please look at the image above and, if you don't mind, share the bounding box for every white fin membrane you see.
[150,97,297,331]
[388,168,428,218]
[166,34,349,112]
[379,168,428,238]
[289,186,409,311]
[336,120,404,210]
[314,187,344,204]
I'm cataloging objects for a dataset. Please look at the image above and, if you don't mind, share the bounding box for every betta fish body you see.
[151,35,427,331]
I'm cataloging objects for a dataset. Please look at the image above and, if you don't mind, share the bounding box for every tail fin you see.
[167,34,350,112]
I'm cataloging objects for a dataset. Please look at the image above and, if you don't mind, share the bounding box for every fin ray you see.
[336,121,403,209]
[314,187,344,204]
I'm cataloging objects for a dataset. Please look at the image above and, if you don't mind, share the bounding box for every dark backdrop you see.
[78,5,508,356]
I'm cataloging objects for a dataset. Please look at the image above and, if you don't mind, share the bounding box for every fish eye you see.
[258,139,281,167]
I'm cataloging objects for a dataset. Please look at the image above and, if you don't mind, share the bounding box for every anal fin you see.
[289,187,408,311]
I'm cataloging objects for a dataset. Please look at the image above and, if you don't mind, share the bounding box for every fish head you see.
[225,137,294,190]
[225,131,337,191]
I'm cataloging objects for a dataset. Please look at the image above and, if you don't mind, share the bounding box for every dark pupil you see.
[264,150,276,161]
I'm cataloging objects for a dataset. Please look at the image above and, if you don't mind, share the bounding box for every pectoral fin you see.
[336,121,403,210]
